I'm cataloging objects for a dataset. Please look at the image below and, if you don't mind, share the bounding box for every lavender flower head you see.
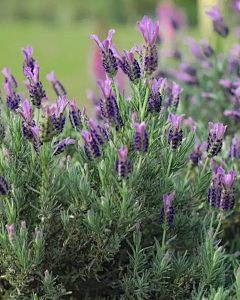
[205,5,229,38]
[53,137,75,156]
[46,70,66,97]
[21,45,35,72]
[30,126,42,153]
[112,44,141,84]
[90,29,118,77]
[82,129,101,161]
[1,67,18,89]
[4,81,20,111]
[98,77,123,130]
[0,175,8,196]
[24,63,46,107]
[229,137,240,158]
[184,37,203,60]
[167,81,183,109]
[16,99,36,139]
[148,78,163,113]
[217,167,236,210]
[189,139,207,167]
[88,118,108,146]
[137,16,159,74]
[134,122,149,153]
[6,223,15,240]
[160,191,175,227]
[68,99,82,128]
[199,39,214,58]
[208,162,222,208]
[52,95,68,132]
[168,113,185,150]
[206,122,227,157]
[116,146,132,179]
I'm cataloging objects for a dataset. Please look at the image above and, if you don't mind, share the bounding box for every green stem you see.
[166,152,173,180]
[161,228,167,254]
[120,179,127,219]
[209,210,215,231]
[213,220,222,241]
[137,88,143,112]
[184,164,191,185]
[136,155,143,176]
[37,108,40,126]
[200,157,210,178]
[140,88,150,122]
[150,116,155,142]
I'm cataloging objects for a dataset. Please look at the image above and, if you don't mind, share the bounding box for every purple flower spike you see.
[205,5,229,38]
[160,191,175,227]
[46,70,66,97]
[90,29,118,78]
[16,100,36,139]
[199,39,214,58]
[21,45,35,72]
[6,223,15,240]
[0,175,8,196]
[88,118,109,146]
[52,95,68,133]
[217,167,236,210]
[207,122,227,157]
[184,37,203,60]
[134,122,149,153]
[167,81,183,109]
[137,15,159,45]
[229,136,240,158]
[81,129,101,161]
[68,99,82,128]
[1,67,18,88]
[137,16,159,74]
[30,126,42,153]
[53,137,75,156]
[148,78,162,113]
[190,138,207,167]
[116,146,132,179]
[4,81,20,111]
[24,63,46,108]
[98,78,123,130]
[168,113,185,150]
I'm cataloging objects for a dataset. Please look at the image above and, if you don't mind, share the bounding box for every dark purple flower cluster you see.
[69,99,82,128]
[46,70,67,97]
[116,146,132,179]
[148,79,163,113]
[229,137,240,158]
[206,6,229,38]
[168,113,185,150]
[0,175,8,196]
[53,137,75,156]
[134,122,149,153]
[160,192,175,227]
[206,122,227,157]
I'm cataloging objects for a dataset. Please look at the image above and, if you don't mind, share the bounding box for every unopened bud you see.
[131,113,138,125]
[44,270,50,279]
[208,228,214,237]
[84,163,88,171]
[21,221,26,229]
[135,222,141,234]
[78,140,81,150]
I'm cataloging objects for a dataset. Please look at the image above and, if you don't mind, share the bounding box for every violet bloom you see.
[179,62,197,77]
[46,70,67,97]
[205,5,229,38]
[232,1,240,13]
[24,63,46,107]
[148,78,163,113]
[21,45,35,72]
[229,137,240,158]
[1,67,18,89]
[160,191,175,227]
[98,77,123,130]
[90,29,118,78]
[206,122,227,157]
[184,37,203,60]
[134,122,149,153]
[68,99,82,128]
[137,15,159,74]
[167,81,183,109]
[4,81,20,111]
[208,162,222,208]
[0,175,8,196]
[224,108,240,122]
[161,49,182,60]
[30,126,42,153]
[82,129,101,161]
[52,95,68,133]
[112,44,141,84]
[189,139,207,167]
[228,44,240,75]
[199,39,214,58]
[6,223,15,240]
[16,99,36,139]
[116,146,132,179]
[217,167,236,210]
[53,137,75,156]
[88,118,108,146]
[168,113,185,150]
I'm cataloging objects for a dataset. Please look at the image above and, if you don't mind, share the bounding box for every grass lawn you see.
[0,20,143,108]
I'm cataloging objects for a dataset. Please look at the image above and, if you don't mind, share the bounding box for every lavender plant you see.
[1,4,240,300]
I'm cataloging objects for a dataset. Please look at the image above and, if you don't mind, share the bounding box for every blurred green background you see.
[0,0,234,107]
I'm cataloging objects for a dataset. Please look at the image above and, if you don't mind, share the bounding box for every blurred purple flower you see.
[160,191,175,227]
[88,118,109,146]
[134,122,149,153]
[207,122,227,157]
[1,67,18,88]
[205,5,229,37]
[168,113,185,150]
[116,146,132,179]
[82,129,101,161]
[46,70,66,97]
[53,137,75,156]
